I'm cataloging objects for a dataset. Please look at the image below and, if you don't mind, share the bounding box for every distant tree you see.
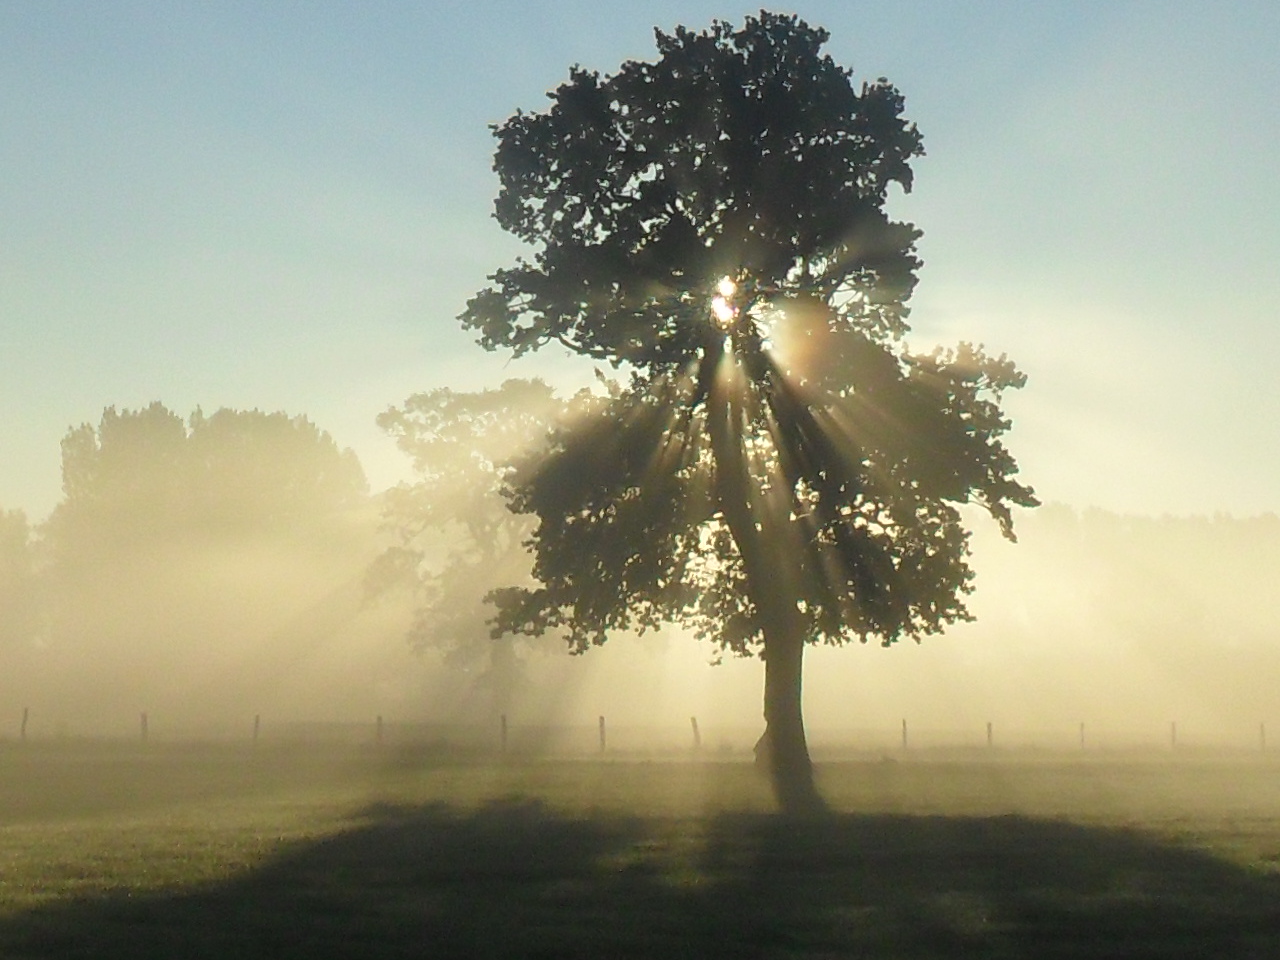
[51,402,190,557]
[462,12,1037,810]
[49,403,367,553]
[369,379,565,716]
[39,403,378,728]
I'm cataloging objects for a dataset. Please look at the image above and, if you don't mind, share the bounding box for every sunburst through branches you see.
[461,11,1036,811]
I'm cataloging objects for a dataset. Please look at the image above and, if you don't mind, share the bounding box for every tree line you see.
[4,395,1275,747]
[0,403,396,733]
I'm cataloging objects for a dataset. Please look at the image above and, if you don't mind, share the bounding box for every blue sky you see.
[3,1,1278,521]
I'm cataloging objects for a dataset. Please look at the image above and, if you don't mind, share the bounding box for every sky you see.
[4,0,1279,523]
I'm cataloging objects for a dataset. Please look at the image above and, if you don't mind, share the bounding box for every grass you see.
[1,742,1279,957]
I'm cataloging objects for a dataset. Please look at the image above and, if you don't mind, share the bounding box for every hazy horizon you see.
[6,404,1277,749]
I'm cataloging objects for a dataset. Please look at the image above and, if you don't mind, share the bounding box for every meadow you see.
[1,741,1278,958]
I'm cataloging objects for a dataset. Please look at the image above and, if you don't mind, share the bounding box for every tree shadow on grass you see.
[3,799,1279,959]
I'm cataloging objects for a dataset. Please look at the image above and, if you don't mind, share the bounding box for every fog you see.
[2,404,1277,752]
[500,503,1280,753]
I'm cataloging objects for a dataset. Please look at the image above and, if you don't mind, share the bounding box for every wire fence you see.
[5,708,1278,759]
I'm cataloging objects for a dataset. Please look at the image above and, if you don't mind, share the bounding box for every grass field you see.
[1,742,1278,958]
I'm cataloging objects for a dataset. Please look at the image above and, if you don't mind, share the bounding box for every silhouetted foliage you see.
[370,380,566,714]
[462,12,1036,810]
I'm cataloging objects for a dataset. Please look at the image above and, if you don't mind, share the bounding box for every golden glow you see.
[711,277,738,328]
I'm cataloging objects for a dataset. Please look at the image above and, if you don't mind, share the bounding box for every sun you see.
[710,277,738,328]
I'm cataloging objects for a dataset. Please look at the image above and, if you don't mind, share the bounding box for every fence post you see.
[901,718,908,751]
[1079,722,1085,749]
[986,721,993,749]
[500,714,508,754]
[20,706,28,742]
[598,715,606,753]
[253,714,261,746]
[140,712,149,743]
[690,716,701,750]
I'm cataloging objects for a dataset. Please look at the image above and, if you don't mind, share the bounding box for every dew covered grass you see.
[1,742,1278,958]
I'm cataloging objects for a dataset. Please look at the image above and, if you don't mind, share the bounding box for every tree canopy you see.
[461,12,1037,809]
[50,402,367,553]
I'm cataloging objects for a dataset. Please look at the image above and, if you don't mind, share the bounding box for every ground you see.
[1,742,1278,958]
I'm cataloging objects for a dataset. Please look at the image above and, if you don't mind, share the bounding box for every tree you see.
[370,379,566,717]
[50,403,367,550]
[461,12,1037,811]
[38,403,383,731]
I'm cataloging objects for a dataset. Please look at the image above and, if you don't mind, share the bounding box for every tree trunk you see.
[702,340,824,814]
[754,604,824,813]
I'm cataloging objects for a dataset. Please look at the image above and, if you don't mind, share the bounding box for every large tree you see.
[462,12,1037,810]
